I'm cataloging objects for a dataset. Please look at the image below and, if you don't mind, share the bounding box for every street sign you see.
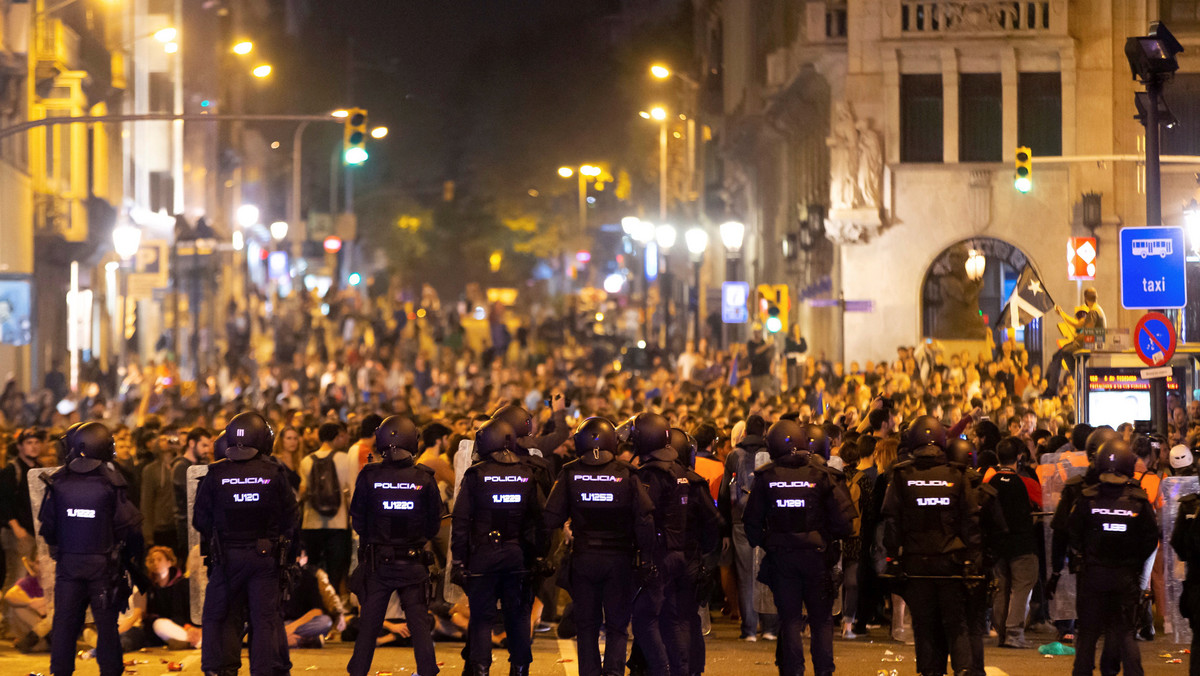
[1140,366,1173,379]
[722,281,749,324]
[1134,311,1177,368]
[1119,226,1187,309]
[1068,237,1097,280]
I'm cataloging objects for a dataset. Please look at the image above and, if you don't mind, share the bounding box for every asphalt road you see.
[2,617,1193,675]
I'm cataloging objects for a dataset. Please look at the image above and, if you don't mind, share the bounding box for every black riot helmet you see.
[905,415,947,451]
[375,416,419,463]
[1095,439,1136,481]
[492,404,534,438]
[801,424,831,460]
[574,417,618,458]
[224,411,274,461]
[212,431,229,462]
[765,420,804,460]
[946,437,977,468]
[68,422,114,473]
[629,412,672,459]
[475,419,517,457]
[668,428,698,469]
[1085,426,1118,460]
[60,421,85,464]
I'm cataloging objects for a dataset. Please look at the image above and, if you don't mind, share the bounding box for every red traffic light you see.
[323,236,343,253]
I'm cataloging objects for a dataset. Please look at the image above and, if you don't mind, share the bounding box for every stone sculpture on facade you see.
[825,102,886,244]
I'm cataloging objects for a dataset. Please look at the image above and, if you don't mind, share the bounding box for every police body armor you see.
[468,457,540,555]
[209,458,287,543]
[363,462,435,548]
[49,469,119,555]
[1078,484,1152,569]
[639,452,690,554]
[759,456,830,552]
[889,447,972,572]
[564,459,637,552]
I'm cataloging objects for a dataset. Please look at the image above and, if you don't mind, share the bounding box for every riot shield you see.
[751,450,776,616]
[1039,451,1087,621]
[1161,475,1199,645]
[186,464,209,624]
[442,439,476,605]
[28,467,60,625]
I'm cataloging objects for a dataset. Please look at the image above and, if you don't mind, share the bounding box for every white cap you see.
[1170,444,1194,470]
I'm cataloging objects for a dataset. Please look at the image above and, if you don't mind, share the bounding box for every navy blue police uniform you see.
[544,417,656,676]
[40,422,144,676]
[451,419,547,676]
[744,421,854,676]
[347,416,444,676]
[194,412,300,676]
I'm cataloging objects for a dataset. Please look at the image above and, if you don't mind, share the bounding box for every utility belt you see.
[475,529,521,548]
[211,536,282,566]
[364,542,433,567]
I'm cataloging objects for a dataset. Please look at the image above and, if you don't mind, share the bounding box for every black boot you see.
[470,664,490,676]
[509,665,530,676]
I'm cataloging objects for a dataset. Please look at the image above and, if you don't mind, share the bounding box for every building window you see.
[1018,72,1062,157]
[959,73,1002,162]
[1163,74,1200,156]
[901,74,943,162]
[149,171,174,214]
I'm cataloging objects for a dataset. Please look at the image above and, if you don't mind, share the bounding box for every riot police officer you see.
[1067,440,1158,676]
[1170,485,1200,673]
[194,411,300,676]
[669,427,721,676]
[743,420,852,676]
[40,422,144,676]
[627,412,688,676]
[882,416,979,676]
[451,418,547,676]
[947,437,1002,676]
[543,417,656,676]
[347,415,443,676]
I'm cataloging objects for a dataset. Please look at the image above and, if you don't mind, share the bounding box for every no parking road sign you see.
[1134,311,1177,368]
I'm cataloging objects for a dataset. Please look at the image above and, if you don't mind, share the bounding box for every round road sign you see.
[1134,311,1177,368]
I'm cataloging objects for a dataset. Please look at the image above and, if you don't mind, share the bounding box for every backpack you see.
[308,453,342,517]
[845,468,864,538]
[731,447,761,512]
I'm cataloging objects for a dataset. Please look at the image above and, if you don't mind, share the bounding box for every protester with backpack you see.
[298,421,357,593]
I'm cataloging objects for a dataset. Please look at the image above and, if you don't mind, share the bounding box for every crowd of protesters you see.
[0,284,1196,664]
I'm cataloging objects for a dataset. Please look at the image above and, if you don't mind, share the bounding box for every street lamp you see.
[655,223,677,251]
[720,220,745,254]
[641,107,670,221]
[650,64,672,80]
[111,223,142,371]
[236,204,260,229]
[558,166,574,178]
[269,221,289,241]
[559,164,604,235]
[232,40,254,55]
[719,220,745,347]
[153,27,177,43]
[686,227,710,343]
[965,249,987,281]
[252,64,272,78]
[370,126,388,139]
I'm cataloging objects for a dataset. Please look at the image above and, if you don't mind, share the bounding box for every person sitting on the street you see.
[283,548,336,648]
[144,546,200,649]
[5,555,49,652]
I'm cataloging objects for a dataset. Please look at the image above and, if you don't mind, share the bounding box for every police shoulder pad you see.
[103,464,128,487]
[1127,485,1150,502]
[415,462,436,476]
[1063,474,1084,487]
[753,461,777,475]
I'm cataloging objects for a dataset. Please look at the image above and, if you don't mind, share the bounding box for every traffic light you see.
[343,108,368,165]
[1014,146,1032,193]
[756,284,789,334]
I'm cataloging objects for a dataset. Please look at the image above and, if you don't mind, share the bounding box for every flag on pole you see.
[728,353,739,387]
[997,264,1056,329]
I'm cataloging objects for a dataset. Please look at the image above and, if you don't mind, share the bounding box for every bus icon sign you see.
[1120,226,1186,309]
[1131,238,1173,258]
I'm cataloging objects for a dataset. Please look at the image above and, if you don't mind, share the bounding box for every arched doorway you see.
[921,238,1043,364]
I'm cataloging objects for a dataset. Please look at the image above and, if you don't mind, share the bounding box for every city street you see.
[2,618,1193,675]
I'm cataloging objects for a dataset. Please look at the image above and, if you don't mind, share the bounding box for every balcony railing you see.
[888,1,1065,37]
[34,18,80,78]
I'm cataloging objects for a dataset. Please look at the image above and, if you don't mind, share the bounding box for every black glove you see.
[1045,572,1061,600]
[531,557,556,578]
[450,561,467,587]
[635,560,659,585]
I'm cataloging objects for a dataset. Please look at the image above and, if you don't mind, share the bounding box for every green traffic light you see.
[1014,176,1032,193]
[344,147,368,165]
[766,316,783,333]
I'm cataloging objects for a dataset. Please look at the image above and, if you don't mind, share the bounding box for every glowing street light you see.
[650,106,668,121]
[269,221,289,241]
[112,223,142,260]
[655,223,677,250]
[163,41,178,54]
[965,249,987,281]
[236,204,260,229]
[331,109,350,118]
[720,220,745,253]
[252,64,272,78]
[370,126,388,139]
[232,40,254,55]
[153,27,177,43]
[558,166,574,178]
[685,227,709,257]
[650,64,671,80]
